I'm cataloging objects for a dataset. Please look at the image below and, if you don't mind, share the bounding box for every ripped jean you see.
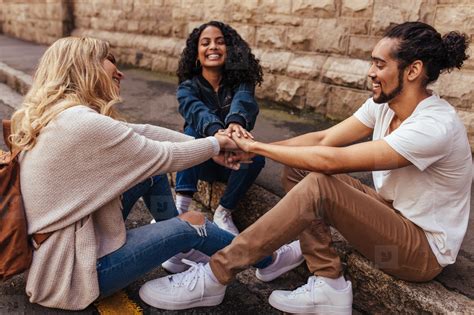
[97,178,272,297]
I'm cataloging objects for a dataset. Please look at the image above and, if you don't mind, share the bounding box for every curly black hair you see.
[384,22,470,86]
[177,21,263,87]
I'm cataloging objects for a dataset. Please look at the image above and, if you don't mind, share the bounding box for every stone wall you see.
[0,0,473,147]
[0,0,72,44]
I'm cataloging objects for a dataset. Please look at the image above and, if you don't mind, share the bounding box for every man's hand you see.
[214,130,239,151]
[225,123,254,139]
[230,131,257,153]
[212,152,240,170]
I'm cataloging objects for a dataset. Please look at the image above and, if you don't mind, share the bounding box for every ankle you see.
[319,275,348,291]
[176,194,192,214]
[204,263,225,286]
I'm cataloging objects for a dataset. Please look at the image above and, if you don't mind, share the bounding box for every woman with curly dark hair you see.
[170,21,274,238]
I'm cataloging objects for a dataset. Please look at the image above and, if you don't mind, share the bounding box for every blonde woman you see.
[10,37,286,310]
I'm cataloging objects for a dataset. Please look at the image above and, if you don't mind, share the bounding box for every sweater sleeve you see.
[21,106,218,232]
[123,122,193,142]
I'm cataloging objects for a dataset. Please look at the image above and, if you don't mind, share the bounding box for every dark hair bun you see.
[442,31,470,71]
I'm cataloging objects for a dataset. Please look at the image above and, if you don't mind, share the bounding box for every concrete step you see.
[184,178,474,313]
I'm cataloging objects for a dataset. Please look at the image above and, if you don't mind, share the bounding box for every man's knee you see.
[178,211,205,225]
[281,166,318,192]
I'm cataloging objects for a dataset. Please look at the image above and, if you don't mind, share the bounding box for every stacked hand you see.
[212,126,257,170]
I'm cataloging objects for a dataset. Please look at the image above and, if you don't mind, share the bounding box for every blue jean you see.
[120,175,178,221]
[97,176,272,297]
[175,126,265,210]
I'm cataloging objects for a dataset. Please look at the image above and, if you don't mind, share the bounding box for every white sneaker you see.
[256,240,304,282]
[213,209,239,236]
[162,249,210,273]
[139,260,226,310]
[269,276,353,314]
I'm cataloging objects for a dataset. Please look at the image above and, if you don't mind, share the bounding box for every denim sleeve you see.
[224,83,259,131]
[177,81,225,137]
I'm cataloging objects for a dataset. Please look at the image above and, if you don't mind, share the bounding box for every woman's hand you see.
[230,131,257,153]
[214,131,239,151]
[225,123,254,139]
[212,152,240,170]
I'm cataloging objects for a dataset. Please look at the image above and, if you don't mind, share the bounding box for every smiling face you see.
[102,53,124,93]
[197,26,227,71]
[368,38,405,104]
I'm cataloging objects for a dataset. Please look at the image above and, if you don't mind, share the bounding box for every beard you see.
[373,69,404,104]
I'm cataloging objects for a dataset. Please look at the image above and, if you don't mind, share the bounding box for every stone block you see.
[430,70,474,110]
[74,17,91,29]
[127,20,139,33]
[348,36,381,59]
[292,0,337,18]
[306,81,329,114]
[259,50,293,73]
[341,0,373,17]
[276,78,307,109]
[261,14,303,26]
[434,5,474,36]
[349,18,371,35]
[232,24,256,46]
[255,73,277,99]
[457,110,474,152]
[309,18,350,54]
[259,0,292,14]
[287,54,327,80]
[327,86,371,120]
[465,43,474,70]
[166,57,179,74]
[151,54,168,72]
[147,37,178,55]
[256,25,287,49]
[322,57,370,89]
[371,0,423,35]
[286,26,313,51]
[172,22,188,38]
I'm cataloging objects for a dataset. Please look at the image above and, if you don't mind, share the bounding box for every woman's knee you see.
[178,211,206,225]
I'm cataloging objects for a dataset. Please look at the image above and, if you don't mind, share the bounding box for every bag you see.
[0,120,50,281]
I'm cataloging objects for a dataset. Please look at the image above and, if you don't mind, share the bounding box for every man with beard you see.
[142,22,471,314]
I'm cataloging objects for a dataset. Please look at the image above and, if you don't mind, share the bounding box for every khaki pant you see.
[210,167,442,284]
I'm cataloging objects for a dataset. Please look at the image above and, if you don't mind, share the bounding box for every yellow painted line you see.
[95,290,143,315]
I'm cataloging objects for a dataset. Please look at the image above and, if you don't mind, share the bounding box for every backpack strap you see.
[2,120,20,160]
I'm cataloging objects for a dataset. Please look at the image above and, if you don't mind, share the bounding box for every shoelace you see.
[168,259,206,300]
[289,276,320,303]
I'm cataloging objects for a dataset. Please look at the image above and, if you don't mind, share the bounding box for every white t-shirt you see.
[354,95,471,266]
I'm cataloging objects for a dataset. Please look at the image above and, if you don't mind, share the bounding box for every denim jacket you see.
[177,75,259,137]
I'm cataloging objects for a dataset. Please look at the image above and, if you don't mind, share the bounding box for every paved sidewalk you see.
[0,34,473,313]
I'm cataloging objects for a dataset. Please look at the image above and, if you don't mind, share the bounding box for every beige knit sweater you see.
[20,105,219,310]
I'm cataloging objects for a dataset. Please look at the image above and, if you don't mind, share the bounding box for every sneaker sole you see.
[139,286,225,310]
[255,258,305,282]
[268,294,352,315]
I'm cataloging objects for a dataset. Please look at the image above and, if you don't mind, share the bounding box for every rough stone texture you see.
[292,0,337,18]
[326,86,371,120]
[0,0,473,148]
[348,36,381,60]
[287,54,326,80]
[276,78,307,109]
[430,70,474,110]
[434,5,474,36]
[458,110,474,149]
[371,0,423,35]
[322,57,370,89]
[1,0,70,44]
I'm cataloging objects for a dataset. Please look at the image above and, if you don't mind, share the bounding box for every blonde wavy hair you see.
[10,36,122,151]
